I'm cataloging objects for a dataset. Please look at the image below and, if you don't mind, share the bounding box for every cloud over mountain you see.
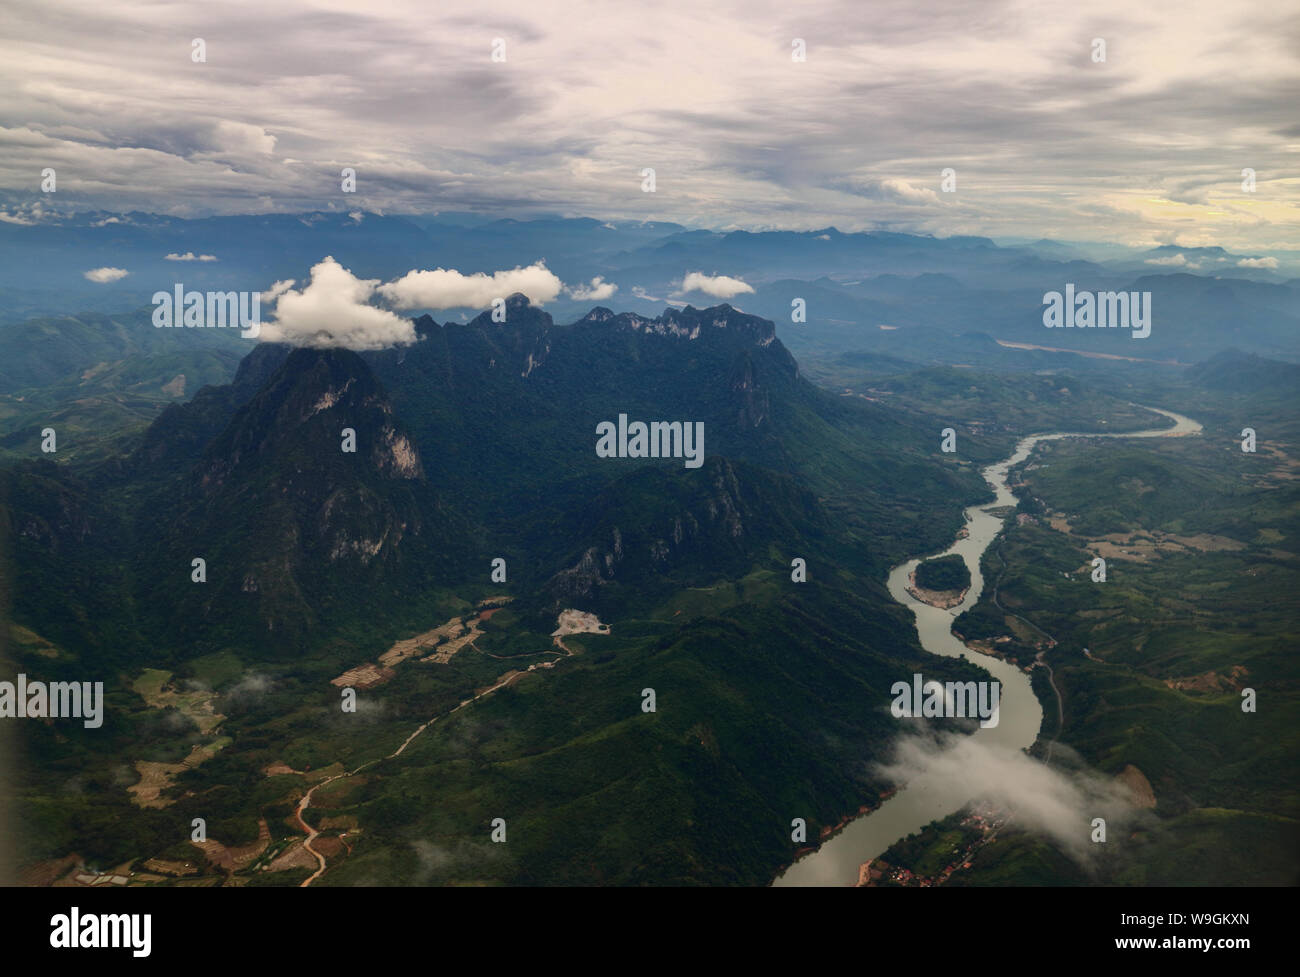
[680,271,753,299]
[566,276,618,301]
[377,262,564,309]
[259,256,417,350]
[260,258,602,349]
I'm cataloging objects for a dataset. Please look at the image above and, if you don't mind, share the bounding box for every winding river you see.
[773,405,1202,886]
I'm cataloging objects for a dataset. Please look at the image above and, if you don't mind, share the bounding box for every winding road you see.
[292,619,590,886]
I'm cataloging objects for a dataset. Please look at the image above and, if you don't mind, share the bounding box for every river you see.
[773,405,1202,886]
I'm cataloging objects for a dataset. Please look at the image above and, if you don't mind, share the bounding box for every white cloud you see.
[566,276,618,301]
[0,2,1293,252]
[225,671,274,702]
[880,178,940,204]
[209,120,276,155]
[164,251,218,261]
[258,259,625,350]
[83,266,128,282]
[876,732,1140,867]
[1,201,53,225]
[1238,256,1279,269]
[1145,253,1188,266]
[258,256,416,350]
[261,278,296,303]
[377,261,564,309]
[680,271,754,299]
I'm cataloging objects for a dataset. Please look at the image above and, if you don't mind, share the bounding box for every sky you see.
[1,0,1298,249]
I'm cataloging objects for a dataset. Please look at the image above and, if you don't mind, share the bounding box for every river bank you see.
[773,406,1202,886]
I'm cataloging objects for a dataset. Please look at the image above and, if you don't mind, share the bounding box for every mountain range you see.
[6,293,1025,882]
[2,214,1295,368]
[5,262,1293,886]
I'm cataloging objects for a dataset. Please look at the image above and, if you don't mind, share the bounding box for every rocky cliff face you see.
[138,347,453,648]
[542,457,824,611]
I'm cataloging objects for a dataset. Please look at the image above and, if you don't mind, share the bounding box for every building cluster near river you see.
[857,805,1011,888]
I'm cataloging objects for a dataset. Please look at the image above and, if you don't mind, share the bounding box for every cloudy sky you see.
[2,0,1297,248]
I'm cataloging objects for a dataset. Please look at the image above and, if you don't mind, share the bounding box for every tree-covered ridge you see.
[915,554,971,592]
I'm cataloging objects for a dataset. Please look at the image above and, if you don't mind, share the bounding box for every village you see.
[858,804,1011,887]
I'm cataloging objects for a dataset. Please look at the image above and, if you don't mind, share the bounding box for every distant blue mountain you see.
[1,213,1295,363]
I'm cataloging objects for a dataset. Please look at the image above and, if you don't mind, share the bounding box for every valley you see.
[2,291,1294,889]
[776,404,1201,885]
[883,369,1299,886]
[1,0,1296,939]
[295,606,603,887]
